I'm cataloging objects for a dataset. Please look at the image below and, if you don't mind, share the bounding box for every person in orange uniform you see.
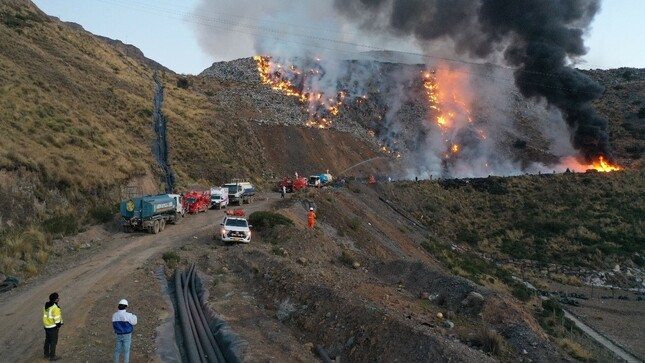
[307,207,317,229]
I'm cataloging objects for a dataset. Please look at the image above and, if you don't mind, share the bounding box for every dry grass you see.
[385,170,645,269]
[558,338,592,361]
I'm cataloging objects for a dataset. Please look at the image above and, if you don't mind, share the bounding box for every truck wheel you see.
[159,219,166,231]
[152,220,160,234]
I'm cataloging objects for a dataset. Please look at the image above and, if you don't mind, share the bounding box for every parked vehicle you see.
[278,176,307,192]
[119,194,182,233]
[210,187,229,209]
[223,180,256,205]
[167,193,186,217]
[219,216,252,244]
[308,172,333,187]
[185,190,210,214]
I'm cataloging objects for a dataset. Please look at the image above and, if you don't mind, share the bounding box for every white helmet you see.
[119,299,128,306]
[309,207,314,211]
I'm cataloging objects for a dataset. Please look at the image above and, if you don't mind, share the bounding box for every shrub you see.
[347,217,361,230]
[42,214,79,237]
[35,250,49,265]
[248,211,294,232]
[89,205,115,223]
[272,247,287,256]
[23,262,38,277]
[338,250,356,267]
[511,283,533,302]
[162,251,180,268]
[472,327,504,356]
[176,78,190,89]
[558,338,592,361]
[541,299,563,318]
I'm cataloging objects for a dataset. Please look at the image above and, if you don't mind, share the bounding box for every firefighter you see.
[307,207,317,229]
[43,292,63,360]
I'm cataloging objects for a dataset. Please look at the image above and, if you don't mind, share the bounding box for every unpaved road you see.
[0,193,275,363]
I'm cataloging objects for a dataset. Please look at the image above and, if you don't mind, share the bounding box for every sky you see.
[31,0,645,75]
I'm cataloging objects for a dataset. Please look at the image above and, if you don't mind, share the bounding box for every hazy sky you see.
[32,0,645,75]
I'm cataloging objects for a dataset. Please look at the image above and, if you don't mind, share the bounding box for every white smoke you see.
[192,0,588,178]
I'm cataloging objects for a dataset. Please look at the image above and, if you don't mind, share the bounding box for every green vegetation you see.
[392,171,645,268]
[338,250,357,267]
[248,211,294,231]
[161,251,180,268]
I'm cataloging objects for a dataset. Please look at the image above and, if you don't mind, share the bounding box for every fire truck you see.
[278,176,307,192]
[184,190,211,214]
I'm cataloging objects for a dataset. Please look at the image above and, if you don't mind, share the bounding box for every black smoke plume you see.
[333,0,611,163]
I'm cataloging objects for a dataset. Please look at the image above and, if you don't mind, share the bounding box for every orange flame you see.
[591,156,621,172]
[254,55,348,129]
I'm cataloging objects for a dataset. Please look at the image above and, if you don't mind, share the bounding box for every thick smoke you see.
[333,0,611,163]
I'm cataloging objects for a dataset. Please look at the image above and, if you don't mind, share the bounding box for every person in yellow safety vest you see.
[307,207,317,229]
[43,292,63,361]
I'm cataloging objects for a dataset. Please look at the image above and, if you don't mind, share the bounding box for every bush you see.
[541,299,563,318]
[176,77,190,89]
[42,214,78,237]
[338,250,356,267]
[162,251,180,268]
[248,211,294,231]
[511,283,533,302]
[472,327,504,356]
[347,217,361,230]
[89,205,115,223]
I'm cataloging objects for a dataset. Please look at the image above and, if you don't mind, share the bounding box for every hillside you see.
[0,1,644,362]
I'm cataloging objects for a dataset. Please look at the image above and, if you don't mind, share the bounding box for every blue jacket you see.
[112,309,137,335]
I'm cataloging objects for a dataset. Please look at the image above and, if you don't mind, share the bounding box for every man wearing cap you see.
[43,292,63,361]
[307,207,317,229]
[112,298,138,363]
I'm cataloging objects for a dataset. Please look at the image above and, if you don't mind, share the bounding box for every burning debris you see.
[331,0,620,172]
[196,0,623,177]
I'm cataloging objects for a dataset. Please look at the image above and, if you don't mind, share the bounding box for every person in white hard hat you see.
[307,207,317,229]
[112,298,138,363]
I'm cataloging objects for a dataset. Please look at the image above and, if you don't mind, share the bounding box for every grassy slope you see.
[382,170,645,269]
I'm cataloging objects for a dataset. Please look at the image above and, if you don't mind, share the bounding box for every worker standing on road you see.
[43,292,63,361]
[307,207,317,229]
[281,185,286,199]
[113,298,138,363]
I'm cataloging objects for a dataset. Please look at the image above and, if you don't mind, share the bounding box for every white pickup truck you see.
[210,187,229,209]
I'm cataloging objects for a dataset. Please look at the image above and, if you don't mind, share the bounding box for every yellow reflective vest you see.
[43,303,62,328]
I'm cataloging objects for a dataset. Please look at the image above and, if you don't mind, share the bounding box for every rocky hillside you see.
[0,2,643,361]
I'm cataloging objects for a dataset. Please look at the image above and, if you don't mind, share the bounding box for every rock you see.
[436,312,443,319]
[305,342,314,351]
[352,261,361,269]
[420,292,429,299]
[297,257,308,266]
[461,291,485,312]
[220,267,229,273]
[444,320,454,329]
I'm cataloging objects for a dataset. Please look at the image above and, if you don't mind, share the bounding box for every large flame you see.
[559,155,622,173]
[423,66,486,163]
[254,55,345,128]
[591,156,621,172]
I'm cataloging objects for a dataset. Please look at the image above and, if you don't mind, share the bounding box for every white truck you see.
[223,180,256,205]
[210,187,229,209]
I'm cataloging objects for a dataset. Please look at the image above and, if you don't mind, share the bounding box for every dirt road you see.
[0,193,275,363]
